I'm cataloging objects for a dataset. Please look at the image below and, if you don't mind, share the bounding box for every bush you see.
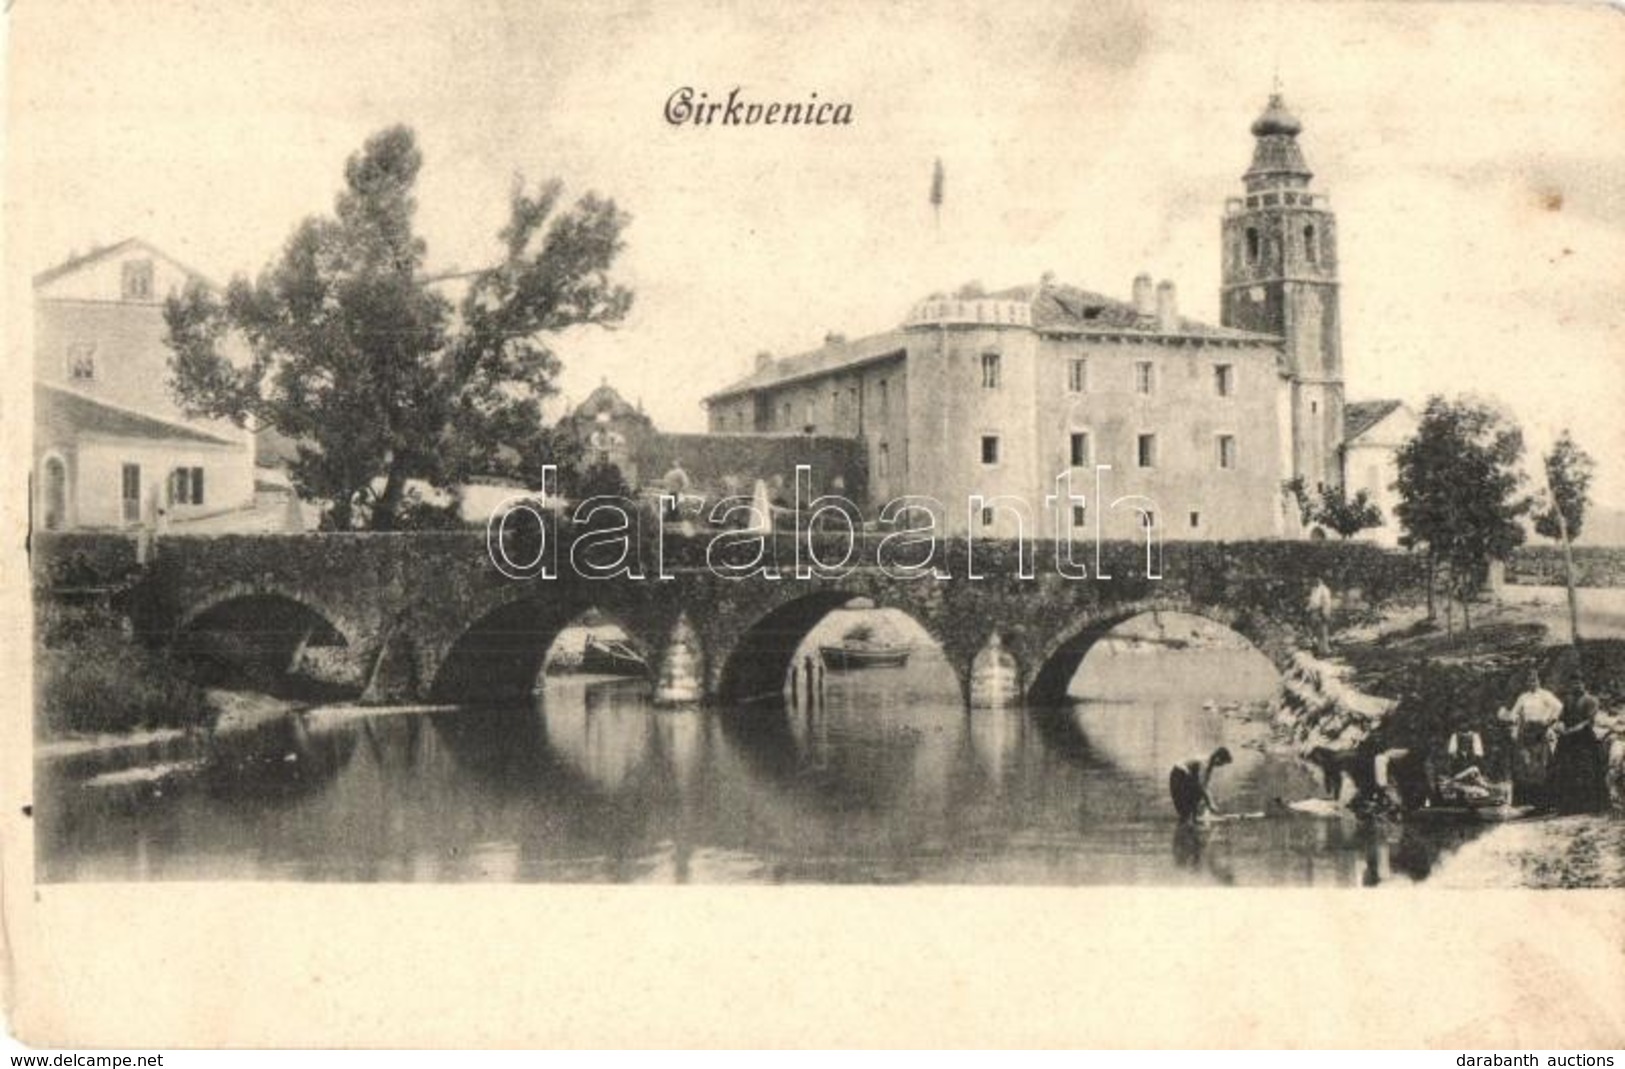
[36,609,213,736]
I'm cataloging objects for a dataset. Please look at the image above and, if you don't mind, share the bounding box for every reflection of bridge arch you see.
[1025,599,1288,707]
[713,590,964,706]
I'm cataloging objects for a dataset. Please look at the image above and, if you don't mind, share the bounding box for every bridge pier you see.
[653,612,704,707]
[969,633,1022,708]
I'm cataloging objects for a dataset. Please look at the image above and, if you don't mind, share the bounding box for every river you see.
[36,612,1499,885]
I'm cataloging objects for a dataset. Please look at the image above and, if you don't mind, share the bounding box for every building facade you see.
[1340,400,1417,547]
[704,95,1361,540]
[32,239,256,531]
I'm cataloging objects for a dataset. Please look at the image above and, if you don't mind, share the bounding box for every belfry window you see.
[1244,227,1260,265]
[1304,224,1318,264]
[981,351,1001,389]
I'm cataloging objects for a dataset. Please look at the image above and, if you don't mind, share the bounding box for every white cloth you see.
[1507,688,1562,727]
[1307,582,1333,616]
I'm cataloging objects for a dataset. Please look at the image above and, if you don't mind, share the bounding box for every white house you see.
[32,239,259,531]
[1340,399,1417,547]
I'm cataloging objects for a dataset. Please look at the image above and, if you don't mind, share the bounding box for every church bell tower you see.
[1220,93,1345,494]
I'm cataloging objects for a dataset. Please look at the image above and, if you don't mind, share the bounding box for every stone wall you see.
[634,432,869,506]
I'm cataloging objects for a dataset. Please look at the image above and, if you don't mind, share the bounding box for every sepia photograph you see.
[4,0,1623,1050]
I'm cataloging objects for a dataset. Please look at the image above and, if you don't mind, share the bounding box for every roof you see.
[705,330,910,402]
[704,279,1279,402]
[1344,399,1405,443]
[33,237,216,291]
[36,383,237,446]
[988,282,1277,341]
[569,381,648,424]
[1245,93,1312,182]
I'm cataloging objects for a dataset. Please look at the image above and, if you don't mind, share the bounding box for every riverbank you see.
[1323,586,1625,886]
[36,602,214,738]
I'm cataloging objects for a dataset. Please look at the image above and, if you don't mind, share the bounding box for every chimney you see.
[1156,280,1178,333]
[754,350,774,372]
[824,331,847,346]
[1132,273,1154,316]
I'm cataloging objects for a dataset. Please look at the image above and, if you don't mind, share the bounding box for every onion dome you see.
[1250,93,1302,137]
[1244,93,1311,187]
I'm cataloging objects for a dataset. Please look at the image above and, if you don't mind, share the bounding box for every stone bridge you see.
[40,531,1426,707]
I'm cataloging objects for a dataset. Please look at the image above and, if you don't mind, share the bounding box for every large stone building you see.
[32,238,257,531]
[704,95,1370,541]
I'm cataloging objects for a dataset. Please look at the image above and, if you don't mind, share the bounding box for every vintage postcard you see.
[3,0,1623,1049]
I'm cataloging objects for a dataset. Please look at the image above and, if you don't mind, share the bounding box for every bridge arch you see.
[172,583,362,691]
[713,588,966,707]
[1025,598,1295,707]
[426,594,668,705]
[174,582,362,647]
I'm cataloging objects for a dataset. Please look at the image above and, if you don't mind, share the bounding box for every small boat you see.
[820,643,912,670]
[819,624,911,670]
[580,634,647,677]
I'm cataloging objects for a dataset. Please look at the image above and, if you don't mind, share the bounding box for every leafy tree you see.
[1394,396,1531,631]
[1534,430,1595,543]
[1282,476,1313,528]
[1314,485,1384,540]
[1533,429,1595,645]
[1281,475,1384,540]
[575,459,634,503]
[165,125,632,530]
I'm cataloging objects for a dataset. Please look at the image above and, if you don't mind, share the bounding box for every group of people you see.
[1170,670,1613,824]
[1499,671,1611,815]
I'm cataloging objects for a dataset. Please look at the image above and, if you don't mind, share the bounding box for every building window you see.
[1311,400,1318,415]
[41,456,67,531]
[981,351,1001,389]
[1141,510,1156,530]
[170,466,205,505]
[1137,433,1157,469]
[878,442,890,478]
[1214,363,1233,397]
[1245,228,1260,265]
[780,402,791,429]
[1218,435,1237,470]
[878,379,889,419]
[980,435,1000,466]
[1072,503,1088,529]
[68,342,96,381]
[121,259,154,300]
[980,506,995,528]
[1069,431,1090,468]
[121,463,141,524]
[1189,510,1201,529]
[1134,361,1154,395]
[1067,358,1087,393]
[1304,224,1318,265]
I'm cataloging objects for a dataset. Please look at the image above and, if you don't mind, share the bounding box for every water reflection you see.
[38,643,1492,885]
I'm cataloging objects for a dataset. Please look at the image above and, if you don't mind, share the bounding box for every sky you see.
[6,0,1623,504]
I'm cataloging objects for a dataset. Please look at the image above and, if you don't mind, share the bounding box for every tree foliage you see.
[1314,485,1385,540]
[165,125,632,530]
[1284,476,1385,539]
[1534,430,1595,543]
[1394,396,1530,618]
